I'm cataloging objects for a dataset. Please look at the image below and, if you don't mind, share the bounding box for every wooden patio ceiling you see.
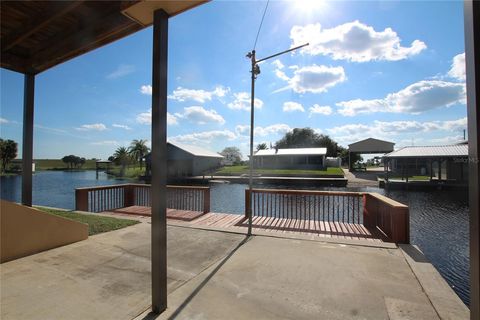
[0,0,207,75]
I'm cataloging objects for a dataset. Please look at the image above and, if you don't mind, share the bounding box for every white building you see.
[252,148,327,169]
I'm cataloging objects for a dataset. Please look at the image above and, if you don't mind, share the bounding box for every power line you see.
[253,0,270,50]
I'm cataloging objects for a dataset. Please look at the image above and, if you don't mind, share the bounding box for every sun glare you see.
[293,0,327,13]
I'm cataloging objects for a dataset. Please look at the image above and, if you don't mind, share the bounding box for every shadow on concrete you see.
[141,235,252,320]
[399,244,429,263]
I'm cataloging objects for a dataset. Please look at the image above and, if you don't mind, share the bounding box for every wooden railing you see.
[75,184,210,214]
[363,193,409,244]
[245,188,409,243]
[245,189,364,224]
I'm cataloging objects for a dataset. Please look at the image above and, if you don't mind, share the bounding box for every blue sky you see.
[0,0,466,160]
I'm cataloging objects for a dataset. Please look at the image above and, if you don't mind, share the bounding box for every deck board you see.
[107,206,383,242]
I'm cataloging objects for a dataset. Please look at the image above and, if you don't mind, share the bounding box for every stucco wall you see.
[1,200,88,263]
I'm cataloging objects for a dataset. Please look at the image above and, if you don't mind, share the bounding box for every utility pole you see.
[246,43,308,235]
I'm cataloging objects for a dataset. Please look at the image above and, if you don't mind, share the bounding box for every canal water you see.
[0,171,470,306]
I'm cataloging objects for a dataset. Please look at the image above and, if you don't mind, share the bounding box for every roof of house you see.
[348,138,395,153]
[254,148,327,157]
[348,137,394,147]
[384,144,468,158]
[169,142,223,158]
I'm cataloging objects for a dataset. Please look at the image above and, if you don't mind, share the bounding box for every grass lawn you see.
[215,165,344,176]
[107,165,146,179]
[37,207,139,236]
[35,159,97,170]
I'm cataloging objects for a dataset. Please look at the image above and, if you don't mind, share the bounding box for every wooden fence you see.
[75,184,210,214]
[75,184,408,243]
[245,188,409,243]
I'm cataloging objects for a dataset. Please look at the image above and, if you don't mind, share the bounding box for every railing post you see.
[391,207,410,244]
[203,188,210,213]
[362,193,377,229]
[124,184,134,207]
[245,189,251,219]
[75,188,88,211]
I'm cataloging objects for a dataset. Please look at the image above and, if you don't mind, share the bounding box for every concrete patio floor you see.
[1,218,468,320]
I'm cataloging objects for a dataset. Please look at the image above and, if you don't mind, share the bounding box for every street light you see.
[246,43,309,235]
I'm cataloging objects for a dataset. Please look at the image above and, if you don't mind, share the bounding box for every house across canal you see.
[383,142,469,187]
[252,147,328,169]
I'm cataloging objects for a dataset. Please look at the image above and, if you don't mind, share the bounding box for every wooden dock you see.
[78,184,408,243]
[106,206,384,242]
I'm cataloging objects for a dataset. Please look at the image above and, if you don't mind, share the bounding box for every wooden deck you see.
[107,206,384,242]
[109,206,205,221]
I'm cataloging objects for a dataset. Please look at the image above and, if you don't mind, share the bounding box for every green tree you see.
[62,155,85,169]
[129,139,150,169]
[0,139,18,173]
[339,149,363,167]
[113,147,130,176]
[256,143,268,151]
[220,146,242,165]
[62,155,73,169]
[275,128,344,157]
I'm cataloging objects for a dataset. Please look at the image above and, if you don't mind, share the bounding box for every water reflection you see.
[1,171,129,209]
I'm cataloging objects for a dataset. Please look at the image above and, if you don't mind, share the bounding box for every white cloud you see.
[448,53,465,81]
[91,140,120,146]
[175,106,225,125]
[76,123,107,131]
[168,113,179,126]
[106,64,135,79]
[140,85,152,95]
[290,21,426,62]
[275,69,290,81]
[274,64,346,94]
[168,86,230,103]
[271,59,284,70]
[429,135,465,145]
[327,117,467,137]
[35,124,68,134]
[283,101,305,112]
[112,124,132,130]
[235,124,292,137]
[255,124,292,137]
[336,80,466,116]
[170,130,237,144]
[136,111,178,126]
[327,118,468,147]
[0,117,9,124]
[227,92,264,111]
[309,104,332,116]
[235,125,250,136]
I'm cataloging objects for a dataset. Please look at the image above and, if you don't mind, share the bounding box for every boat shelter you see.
[348,138,395,170]
[383,144,469,185]
[1,0,208,314]
[145,142,223,177]
[252,147,327,169]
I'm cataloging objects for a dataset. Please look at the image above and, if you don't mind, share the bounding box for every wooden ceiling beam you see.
[0,51,36,74]
[1,1,84,53]
[31,15,140,72]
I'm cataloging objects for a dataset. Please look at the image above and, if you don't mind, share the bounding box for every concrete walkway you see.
[1,219,468,320]
[1,221,245,320]
[139,236,468,320]
[343,168,381,187]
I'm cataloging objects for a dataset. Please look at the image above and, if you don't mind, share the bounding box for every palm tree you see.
[113,146,130,176]
[129,139,150,169]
